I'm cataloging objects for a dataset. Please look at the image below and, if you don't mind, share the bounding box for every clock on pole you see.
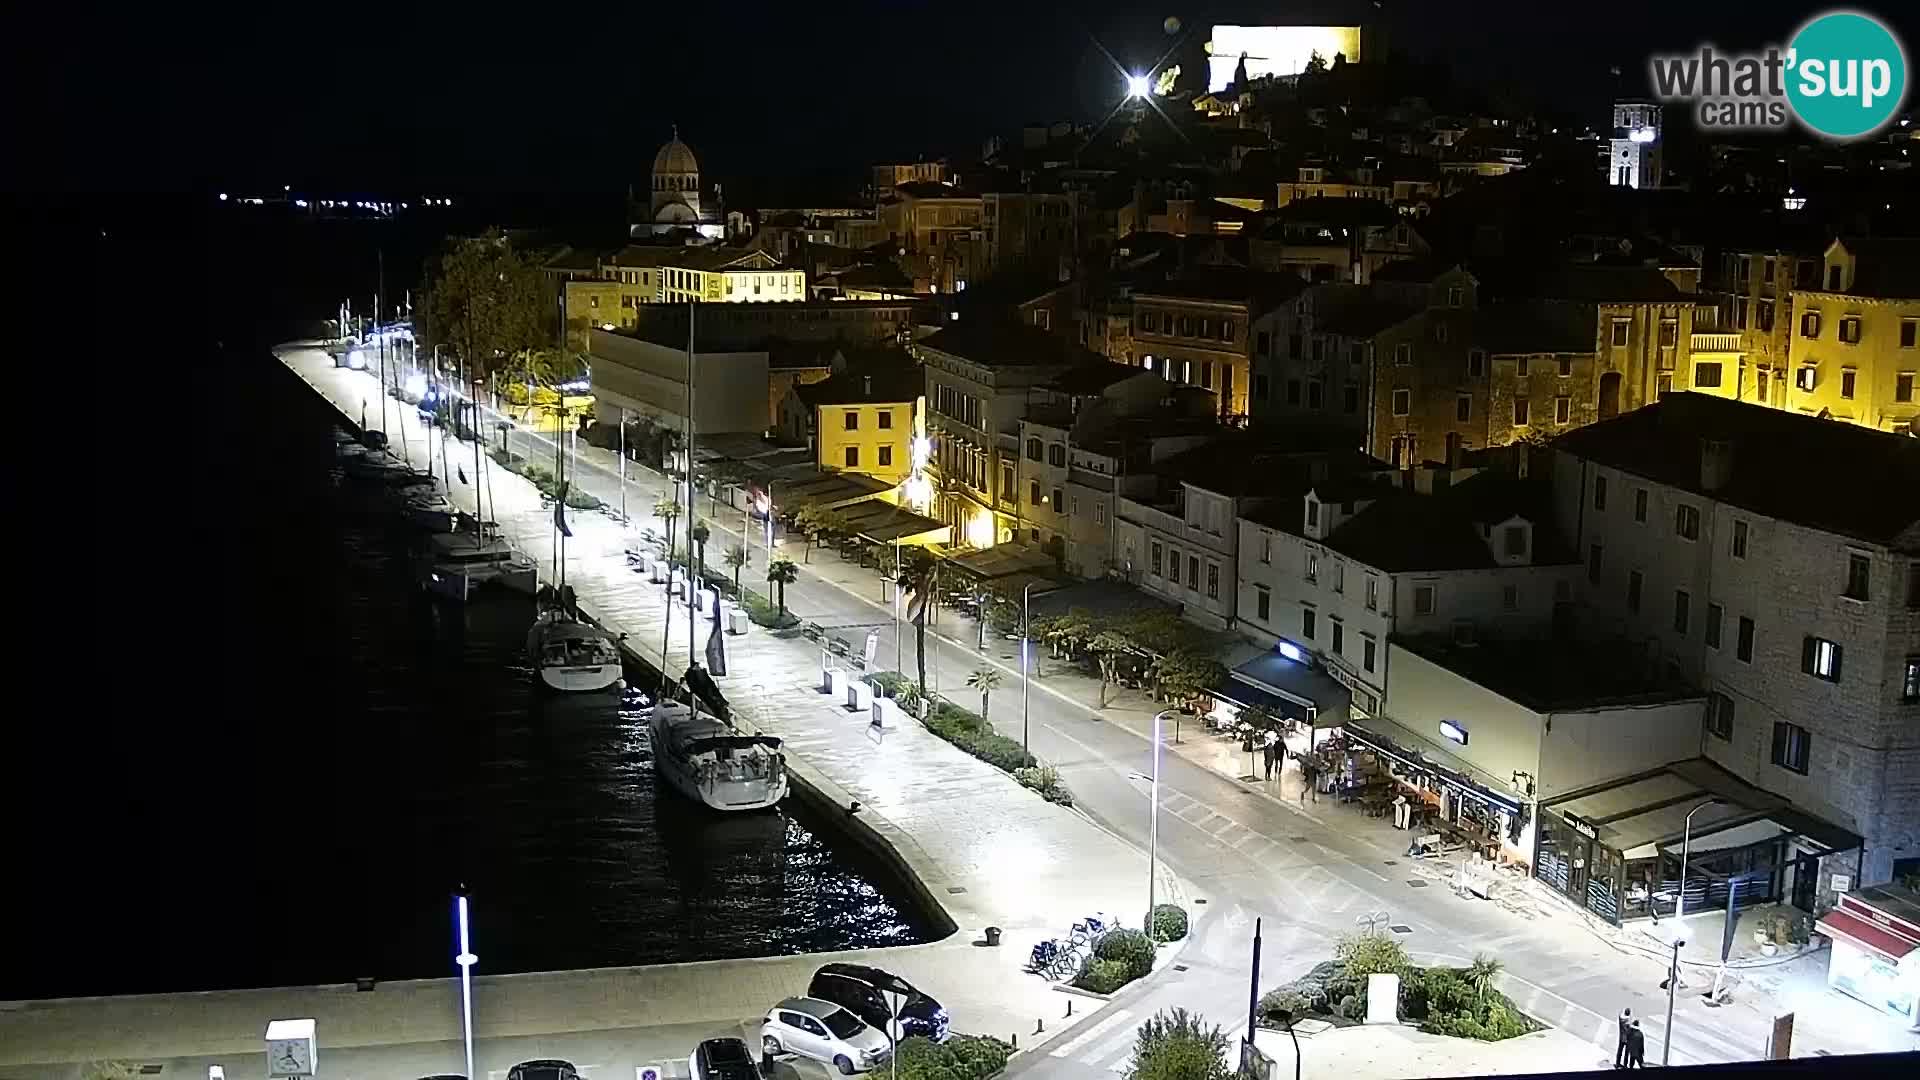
[264,1017,317,1077]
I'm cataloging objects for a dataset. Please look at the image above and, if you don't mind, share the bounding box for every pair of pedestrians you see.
[1616,1008,1646,1068]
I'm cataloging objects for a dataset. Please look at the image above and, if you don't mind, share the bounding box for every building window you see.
[844,446,860,467]
[1188,555,1200,589]
[1391,388,1411,416]
[1344,383,1360,413]
[1673,590,1690,635]
[1706,603,1723,648]
[1627,569,1643,613]
[1468,349,1486,377]
[1802,636,1843,681]
[1903,657,1920,703]
[1897,372,1915,403]
[1844,553,1871,601]
[1302,606,1316,639]
[1503,525,1526,557]
[1307,379,1324,408]
[1517,356,1530,377]
[1256,585,1270,621]
[1840,369,1857,399]
[1558,356,1573,377]
[1513,397,1530,425]
[1588,543,1603,583]
[1456,394,1471,422]
[1633,489,1648,523]
[1657,374,1673,399]
[1048,444,1067,467]
[1365,576,1379,611]
[1257,330,1271,355]
[1555,396,1571,423]
[1502,583,1519,611]
[877,410,893,429]
[1705,692,1734,741]
[1414,584,1436,616]
[1000,463,1014,500]
[1594,475,1608,511]
[1363,635,1377,673]
[1150,541,1163,577]
[1305,552,1319,584]
[1902,320,1918,348]
[1737,616,1755,662]
[1287,379,1303,405]
[1206,562,1220,600]
[1094,501,1106,524]
[1801,311,1821,339]
[1732,520,1749,558]
[1694,362,1723,388]
[1029,480,1041,505]
[1331,620,1345,654]
[1675,504,1700,541]
[1659,319,1678,347]
[1771,722,1811,775]
[843,410,860,431]
[1796,365,1817,392]
[1332,561,1345,594]
[1051,486,1064,511]
[1260,535,1272,564]
[1255,374,1271,399]
[878,445,893,467]
[1025,437,1042,460]
[1395,343,1412,366]
[1611,319,1631,347]
[1838,316,1861,344]
[1448,286,1464,307]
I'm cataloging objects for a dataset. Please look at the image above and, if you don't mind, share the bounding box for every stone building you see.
[1786,238,1920,434]
[1131,270,1306,421]
[636,130,725,239]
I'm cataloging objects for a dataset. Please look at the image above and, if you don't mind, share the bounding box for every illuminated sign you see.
[1275,640,1306,664]
[1566,814,1598,840]
[1206,25,1363,92]
[1438,720,1469,745]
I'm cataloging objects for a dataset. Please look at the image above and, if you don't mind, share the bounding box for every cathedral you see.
[633,129,725,240]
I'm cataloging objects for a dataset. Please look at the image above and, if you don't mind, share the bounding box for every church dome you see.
[653,134,699,176]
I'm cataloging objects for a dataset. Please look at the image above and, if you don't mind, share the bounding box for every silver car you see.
[761,996,892,1075]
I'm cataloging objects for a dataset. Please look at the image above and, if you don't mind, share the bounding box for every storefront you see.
[1534,758,1862,927]
[1815,884,1920,1029]
[1204,648,1352,740]
[1341,718,1531,866]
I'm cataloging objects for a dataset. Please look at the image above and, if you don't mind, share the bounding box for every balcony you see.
[1691,332,1742,354]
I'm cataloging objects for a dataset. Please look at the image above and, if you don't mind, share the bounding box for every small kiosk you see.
[1815,883,1920,1029]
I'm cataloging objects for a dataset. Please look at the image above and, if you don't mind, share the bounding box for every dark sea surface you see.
[12,204,932,1000]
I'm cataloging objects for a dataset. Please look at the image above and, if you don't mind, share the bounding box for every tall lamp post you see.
[1673,797,1724,924]
[1019,581,1035,752]
[454,891,478,1080]
[1663,934,1686,1066]
[1147,710,1166,931]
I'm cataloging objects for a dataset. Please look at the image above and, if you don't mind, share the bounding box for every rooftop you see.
[1319,470,1577,572]
[916,321,1107,369]
[1553,393,1920,548]
[1369,258,1460,284]
[1396,633,1700,713]
[1836,237,1920,299]
[1159,436,1382,499]
[794,363,924,408]
[1046,360,1157,396]
[1272,196,1398,228]
[1471,301,1596,355]
[1134,268,1306,313]
[1317,298,1419,338]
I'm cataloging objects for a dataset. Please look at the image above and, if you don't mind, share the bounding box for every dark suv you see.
[507,1062,580,1080]
[693,1037,764,1080]
[807,963,949,1042]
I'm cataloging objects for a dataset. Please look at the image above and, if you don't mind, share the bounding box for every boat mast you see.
[685,302,699,724]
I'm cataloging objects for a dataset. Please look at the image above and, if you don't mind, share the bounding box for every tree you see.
[724,541,749,591]
[967,668,1002,720]
[1126,1009,1230,1080]
[417,230,550,381]
[1153,651,1225,725]
[898,548,941,694]
[791,504,827,563]
[1466,954,1503,1000]
[691,520,711,578]
[766,558,799,615]
[1088,630,1133,708]
[653,497,681,560]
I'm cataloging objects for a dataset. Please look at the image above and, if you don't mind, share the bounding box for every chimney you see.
[1700,438,1734,491]
[863,375,873,398]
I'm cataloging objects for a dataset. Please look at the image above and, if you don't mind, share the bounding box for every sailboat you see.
[414,392,536,601]
[526,408,626,694]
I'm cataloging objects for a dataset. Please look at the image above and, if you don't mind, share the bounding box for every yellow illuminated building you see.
[1786,238,1920,434]
[658,248,806,304]
[787,365,927,488]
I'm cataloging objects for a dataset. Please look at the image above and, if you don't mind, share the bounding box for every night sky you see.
[19,1,1907,197]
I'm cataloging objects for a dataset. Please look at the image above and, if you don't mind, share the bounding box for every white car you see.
[761,996,893,1075]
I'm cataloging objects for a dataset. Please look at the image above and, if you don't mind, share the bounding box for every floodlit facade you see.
[1785,238,1920,434]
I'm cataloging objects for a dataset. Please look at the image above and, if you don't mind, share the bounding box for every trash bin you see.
[985,926,1002,946]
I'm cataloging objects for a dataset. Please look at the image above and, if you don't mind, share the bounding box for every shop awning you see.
[835,500,951,545]
[1228,650,1352,727]
[1209,674,1317,724]
[1542,757,1862,860]
[946,543,1056,581]
[1344,717,1524,817]
[1816,909,1919,963]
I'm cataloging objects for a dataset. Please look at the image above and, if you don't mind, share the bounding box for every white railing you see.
[1691,333,1742,353]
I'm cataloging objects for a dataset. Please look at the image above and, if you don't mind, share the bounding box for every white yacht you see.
[415,523,537,602]
[650,702,788,811]
[527,607,626,693]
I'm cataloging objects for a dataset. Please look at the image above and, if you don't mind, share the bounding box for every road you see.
[458,405,1768,1077]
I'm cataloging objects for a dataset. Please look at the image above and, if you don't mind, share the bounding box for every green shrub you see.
[1014,765,1074,806]
[1097,928,1157,981]
[1336,993,1359,1019]
[1129,1009,1231,1080]
[893,1034,1012,1080]
[1335,933,1410,978]
[1257,988,1308,1024]
[1149,903,1189,942]
[563,487,603,510]
[925,704,1036,772]
[741,592,798,630]
[1074,958,1132,995]
[868,670,910,696]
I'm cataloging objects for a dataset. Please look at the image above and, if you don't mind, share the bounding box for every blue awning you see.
[1206,649,1353,728]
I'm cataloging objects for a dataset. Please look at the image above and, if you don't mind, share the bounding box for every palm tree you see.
[897,548,941,694]
[1088,630,1132,708]
[1466,954,1503,1000]
[765,558,799,615]
[967,668,1002,720]
[653,496,681,560]
[723,541,749,591]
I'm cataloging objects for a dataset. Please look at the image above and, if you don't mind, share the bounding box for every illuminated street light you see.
[454,892,478,1080]
[1126,73,1151,98]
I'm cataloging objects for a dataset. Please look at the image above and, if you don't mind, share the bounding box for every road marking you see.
[1049,1008,1136,1057]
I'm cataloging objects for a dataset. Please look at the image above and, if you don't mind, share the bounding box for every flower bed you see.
[1256,937,1540,1041]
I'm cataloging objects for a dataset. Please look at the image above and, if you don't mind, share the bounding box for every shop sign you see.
[1566,814,1598,840]
[1832,874,1851,893]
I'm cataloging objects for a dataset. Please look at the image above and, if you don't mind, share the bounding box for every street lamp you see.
[454,891,478,1080]
[1663,935,1686,1066]
[1147,711,1167,932]
[1126,73,1151,98]
[1673,797,1723,924]
[1020,581,1035,752]
[1272,1009,1302,1080]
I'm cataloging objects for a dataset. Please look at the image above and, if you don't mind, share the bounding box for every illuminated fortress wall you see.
[1206,25,1364,91]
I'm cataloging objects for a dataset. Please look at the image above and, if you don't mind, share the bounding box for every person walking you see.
[1615,1007,1632,1068]
[1625,1018,1646,1069]
[1298,756,1312,805]
[1261,731,1278,780]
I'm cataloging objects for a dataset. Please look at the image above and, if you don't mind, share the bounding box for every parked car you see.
[507,1062,579,1080]
[691,1036,763,1080]
[761,996,892,1075]
[808,962,950,1042]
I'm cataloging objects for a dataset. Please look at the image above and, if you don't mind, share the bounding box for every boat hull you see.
[650,707,788,812]
[537,663,625,693]
[418,561,538,602]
